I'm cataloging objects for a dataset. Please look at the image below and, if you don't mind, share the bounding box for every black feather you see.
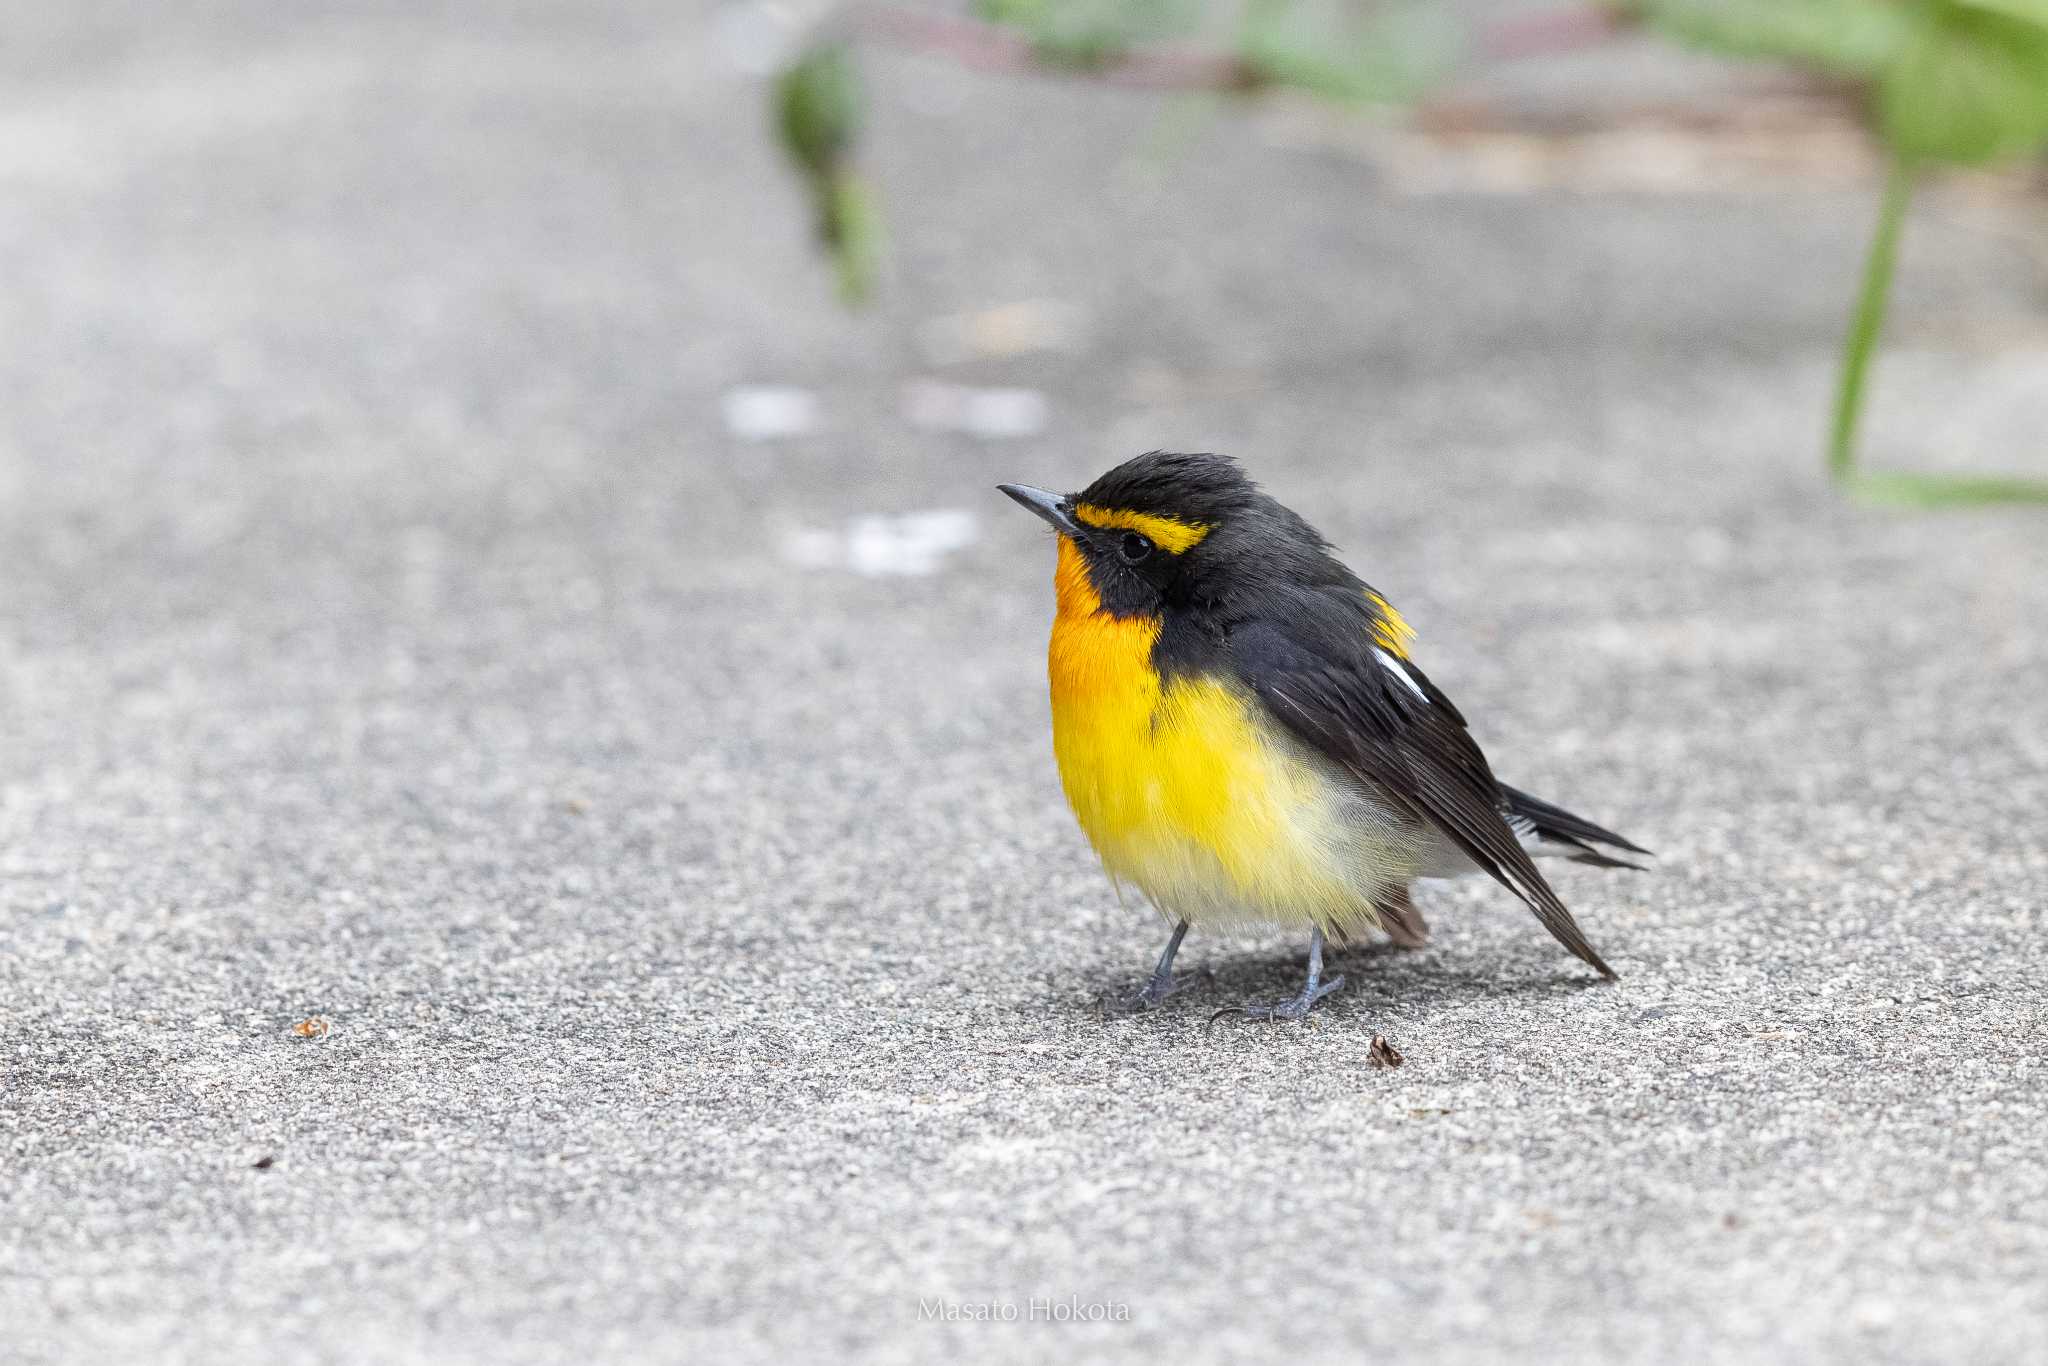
[1498,784,1650,855]
[1231,587,1618,980]
[1500,784,1652,869]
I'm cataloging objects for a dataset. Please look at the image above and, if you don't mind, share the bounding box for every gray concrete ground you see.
[4,3,2048,1363]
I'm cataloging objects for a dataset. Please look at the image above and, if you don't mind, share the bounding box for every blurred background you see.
[4,2,2046,1363]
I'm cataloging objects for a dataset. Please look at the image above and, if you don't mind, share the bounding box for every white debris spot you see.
[722,385,819,441]
[780,510,979,578]
[901,380,1048,439]
[916,299,1086,364]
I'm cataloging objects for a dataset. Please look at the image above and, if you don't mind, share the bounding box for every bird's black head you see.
[999,450,1360,623]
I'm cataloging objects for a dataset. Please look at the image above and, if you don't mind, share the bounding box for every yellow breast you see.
[1045,538,1408,931]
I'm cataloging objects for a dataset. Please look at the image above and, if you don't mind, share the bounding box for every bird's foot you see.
[1100,965,1209,1015]
[1209,973,1345,1024]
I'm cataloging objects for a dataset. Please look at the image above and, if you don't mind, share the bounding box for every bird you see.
[998,451,1647,1020]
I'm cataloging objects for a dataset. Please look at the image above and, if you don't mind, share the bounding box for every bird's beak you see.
[997,483,1083,537]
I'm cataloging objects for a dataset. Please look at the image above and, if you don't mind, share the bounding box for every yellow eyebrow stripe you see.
[1367,591,1415,659]
[1072,504,1211,555]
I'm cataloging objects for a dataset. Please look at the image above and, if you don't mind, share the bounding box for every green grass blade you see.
[1850,471,2048,506]
[1829,157,1916,483]
[827,172,883,306]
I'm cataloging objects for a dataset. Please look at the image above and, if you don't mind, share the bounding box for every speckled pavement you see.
[4,4,2047,1363]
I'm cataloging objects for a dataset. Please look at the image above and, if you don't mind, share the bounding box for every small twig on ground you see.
[856,4,1859,138]
[859,3,1638,94]
[1473,4,1636,61]
[860,7,1256,91]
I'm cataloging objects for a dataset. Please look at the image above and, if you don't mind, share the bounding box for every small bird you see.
[999,452,1647,1020]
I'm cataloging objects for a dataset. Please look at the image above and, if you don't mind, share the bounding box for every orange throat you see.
[1047,536,1161,717]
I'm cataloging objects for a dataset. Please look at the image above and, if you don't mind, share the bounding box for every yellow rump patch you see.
[1367,591,1415,659]
[1072,504,1211,555]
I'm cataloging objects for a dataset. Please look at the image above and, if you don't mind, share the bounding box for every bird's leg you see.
[1100,919,1203,1013]
[1211,924,1346,1023]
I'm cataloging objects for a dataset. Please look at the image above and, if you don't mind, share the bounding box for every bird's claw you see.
[1100,965,1211,1015]
[1207,973,1346,1026]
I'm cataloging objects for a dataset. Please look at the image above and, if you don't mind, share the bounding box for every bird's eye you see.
[1117,531,1154,564]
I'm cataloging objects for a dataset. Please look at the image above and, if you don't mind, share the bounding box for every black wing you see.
[1230,586,1617,979]
[1499,783,1652,870]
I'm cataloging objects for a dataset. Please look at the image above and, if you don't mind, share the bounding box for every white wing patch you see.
[1375,646,1429,702]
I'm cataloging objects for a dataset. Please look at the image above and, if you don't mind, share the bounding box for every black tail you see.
[1499,785,1652,870]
